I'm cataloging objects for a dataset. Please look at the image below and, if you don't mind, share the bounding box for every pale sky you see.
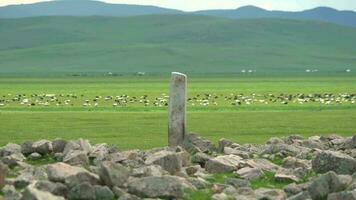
[1,0,356,11]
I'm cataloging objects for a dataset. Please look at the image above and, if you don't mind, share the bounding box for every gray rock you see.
[1,153,26,168]
[235,187,256,199]
[236,167,264,180]
[307,171,348,200]
[132,165,165,177]
[117,193,141,200]
[245,159,281,173]
[21,141,34,155]
[2,185,22,200]
[267,137,285,145]
[183,134,217,153]
[47,163,100,187]
[34,180,68,197]
[94,185,115,200]
[282,157,310,169]
[284,183,302,197]
[28,153,42,160]
[187,177,209,189]
[205,155,242,173]
[52,139,67,153]
[0,143,22,156]
[223,147,250,159]
[32,140,52,155]
[128,175,192,199]
[99,161,130,188]
[301,139,327,150]
[328,190,356,200]
[67,182,95,200]
[286,191,312,200]
[63,139,92,156]
[0,161,8,189]
[21,184,65,200]
[263,143,308,157]
[63,150,89,166]
[145,150,182,174]
[211,193,230,200]
[89,143,109,162]
[255,188,286,200]
[312,150,356,174]
[191,152,211,167]
[345,136,356,149]
[218,138,234,153]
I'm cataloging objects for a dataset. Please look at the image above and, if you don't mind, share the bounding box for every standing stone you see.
[168,72,187,147]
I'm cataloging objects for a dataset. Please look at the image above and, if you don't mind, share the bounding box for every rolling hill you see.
[0,15,355,75]
[0,0,356,28]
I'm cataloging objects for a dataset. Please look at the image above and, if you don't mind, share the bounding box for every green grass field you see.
[0,75,355,149]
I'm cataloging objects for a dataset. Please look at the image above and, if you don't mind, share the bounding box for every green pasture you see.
[0,76,355,149]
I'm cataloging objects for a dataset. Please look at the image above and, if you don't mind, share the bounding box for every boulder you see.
[191,152,211,167]
[218,138,234,153]
[183,134,217,153]
[32,140,52,155]
[132,165,165,177]
[2,184,22,200]
[34,180,68,197]
[93,185,115,200]
[1,153,26,168]
[47,163,100,187]
[282,156,310,169]
[345,136,356,149]
[21,141,34,155]
[21,184,65,200]
[235,167,264,180]
[286,191,312,200]
[0,143,22,156]
[312,150,356,174]
[328,190,356,200]
[205,155,242,173]
[98,161,130,188]
[128,175,192,199]
[63,150,89,166]
[225,178,250,188]
[52,139,67,153]
[145,150,182,174]
[28,153,42,160]
[307,171,349,200]
[245,159,280,173]
[255,188,287,200]
[67,182,95,200]
[223,147,250,159]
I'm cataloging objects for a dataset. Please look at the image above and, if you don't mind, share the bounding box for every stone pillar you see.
[168,72,187,147]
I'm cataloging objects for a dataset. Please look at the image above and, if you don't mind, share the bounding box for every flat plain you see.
[0,75,355,149]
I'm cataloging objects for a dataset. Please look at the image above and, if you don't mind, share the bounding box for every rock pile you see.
[1,134,356,200]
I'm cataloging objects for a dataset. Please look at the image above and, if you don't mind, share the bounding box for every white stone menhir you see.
[168,72,187,147]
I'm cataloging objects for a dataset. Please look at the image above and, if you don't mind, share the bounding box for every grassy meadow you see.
[0,75,355,149]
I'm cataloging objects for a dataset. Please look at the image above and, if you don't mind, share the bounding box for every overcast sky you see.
[1,0,356,11]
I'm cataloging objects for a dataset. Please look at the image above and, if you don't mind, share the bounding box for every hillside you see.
[1,0,356,28]
[196,6,356,27]
[0,0,182,18]
[0,15,355,75]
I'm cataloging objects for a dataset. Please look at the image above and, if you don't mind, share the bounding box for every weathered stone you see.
[275,173,300,183]
[312,150,356,174]
[0,143,22,156]
[245,159,281,173]
[235,167,264,180]
[32,140,52,155]
[28,153,42,160]
[99,161,130,187]
[223,147,250,159]
[168,72,187,147]
[183,134,217,153]
[187,177,209,189]
[47,163,100,186]
[132,165,165,177]
[0,161,8,189]
[67,182,95,200]
[267,137,285,145]
[284,183,302,197]
[128,175,192,199]
[218,138,234,153]
[328,190,356,200]
[21,184,65,200]
[345,136,356,149]
[89,143,109,161]
[205,155,242,173]
[211,193,230,200]
[117,193,141,200]
[34,180,68,197]
[191,152,211,167]
[255,188,287,200]
[94,185,115,200]
[63,150,89,166]
[263,144,308,157]
[286,191,312,200]
[2,185,22,200]
[307,171,348,200]
[282,156,310,169]
[52,139,67,153]
[1,153,25,168]
[21,141,34,155]
[63,139,92,156]
[145,150,182,174]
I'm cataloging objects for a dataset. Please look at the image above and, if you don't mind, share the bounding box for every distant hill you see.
[195,6,356,27]
[1,1,356,27]
[0,15,355,75]
[0,0,182,18]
